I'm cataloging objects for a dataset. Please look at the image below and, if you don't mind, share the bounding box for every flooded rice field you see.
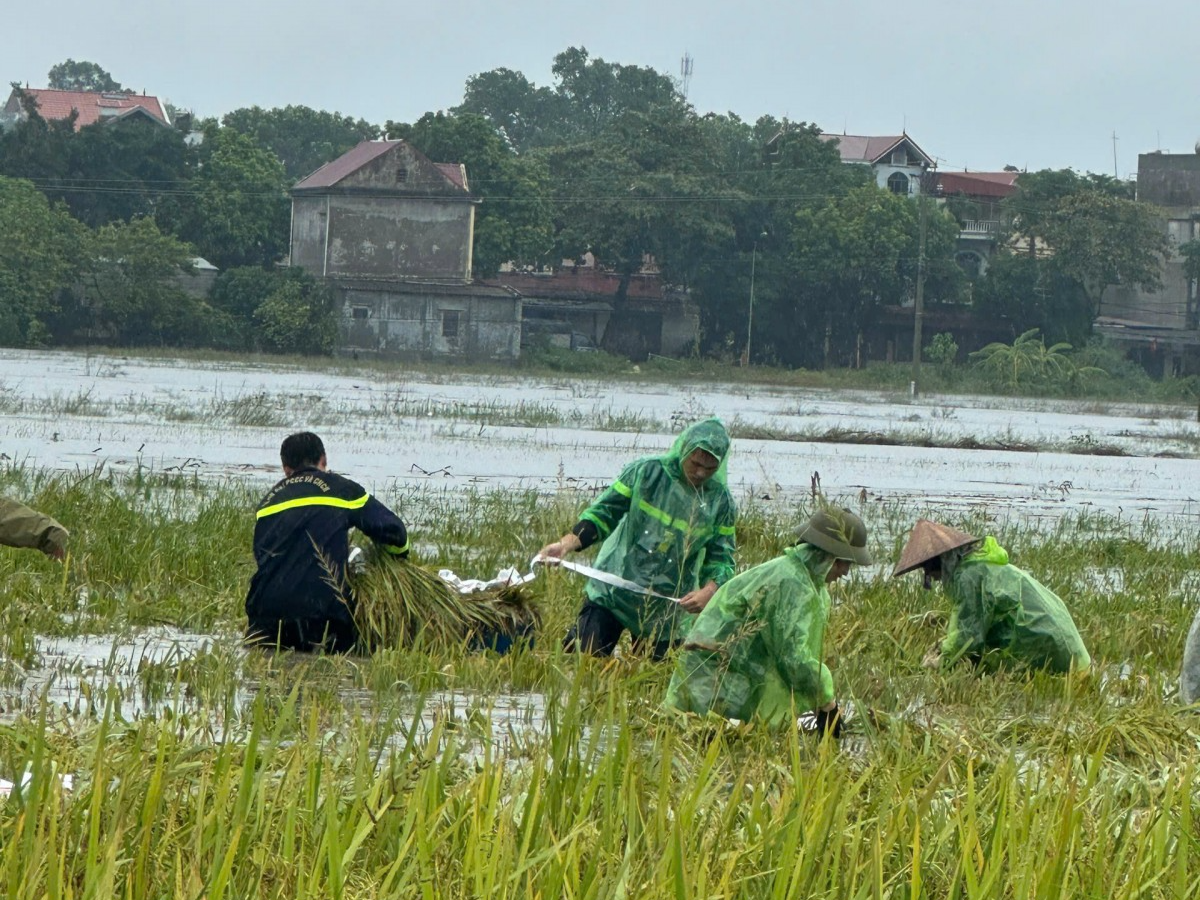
[2,348,1198,524]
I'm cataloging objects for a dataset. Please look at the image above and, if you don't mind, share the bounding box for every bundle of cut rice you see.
[351,551,539,652]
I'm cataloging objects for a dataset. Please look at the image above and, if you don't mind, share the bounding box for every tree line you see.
[0,52,1174,365]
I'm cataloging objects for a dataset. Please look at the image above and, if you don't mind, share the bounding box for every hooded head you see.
[795,507,873,566]
[665,418,731,487]
[892,519,979,582]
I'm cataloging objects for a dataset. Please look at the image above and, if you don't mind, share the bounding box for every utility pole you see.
[1112,130,1119,179]
[910,170,930,397]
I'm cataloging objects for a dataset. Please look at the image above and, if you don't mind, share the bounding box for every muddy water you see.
[2,348,1199,526]
[2,628,552,753]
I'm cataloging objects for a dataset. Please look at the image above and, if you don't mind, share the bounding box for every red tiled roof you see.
[293,140,469,193]
[936,171,1019,199]
[6,88,169,130]
[819,133,901,162]
[294,140,397,189]
[435,162,467,191]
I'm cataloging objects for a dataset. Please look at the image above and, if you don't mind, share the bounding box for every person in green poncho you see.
[893,519,1090,673]
[665,507,871,733]
[539,418,736,660]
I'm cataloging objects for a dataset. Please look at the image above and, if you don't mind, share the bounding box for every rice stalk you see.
[351,551,539,652]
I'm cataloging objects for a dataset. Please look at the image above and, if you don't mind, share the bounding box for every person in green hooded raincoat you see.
[665,507,871,733]
[539,418,736,660]
[893,519,1090,673]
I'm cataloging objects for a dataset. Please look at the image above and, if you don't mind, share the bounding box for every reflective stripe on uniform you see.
[612,479,633,498]
[256,492,371,520]
[383,539,410,556]
[718,525,736,536]
[580,510,611,538]
[637,498,695,535]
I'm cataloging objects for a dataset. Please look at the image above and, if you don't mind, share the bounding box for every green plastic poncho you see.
[578,417,736,641]
[942,536,1091,673]
[665,543,836,727]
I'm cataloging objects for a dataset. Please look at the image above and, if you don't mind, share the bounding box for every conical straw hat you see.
[892,519,978,577]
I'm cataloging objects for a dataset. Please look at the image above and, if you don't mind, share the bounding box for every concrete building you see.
[1097,151,1200,376]
[817,133,935,196]
[289,140,523,361]
[934,170,1020,277]
[1,87,170,130]
[488,267,700,360]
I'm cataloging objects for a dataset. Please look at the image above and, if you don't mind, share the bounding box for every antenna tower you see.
[680,52,694,99]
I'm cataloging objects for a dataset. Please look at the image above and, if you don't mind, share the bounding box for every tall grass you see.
[0,466,1198,896]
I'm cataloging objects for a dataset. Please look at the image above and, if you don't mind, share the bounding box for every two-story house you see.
[289,140,521,360]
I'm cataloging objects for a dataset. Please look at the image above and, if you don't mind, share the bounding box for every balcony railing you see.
[959,220,1000,236]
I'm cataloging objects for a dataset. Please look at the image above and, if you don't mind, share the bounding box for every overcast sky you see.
[8,0,1199,178]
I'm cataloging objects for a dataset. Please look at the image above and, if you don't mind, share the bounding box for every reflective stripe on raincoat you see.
[943,536,1090,673]
[580,418,736,641]
[665,543,835,727]
[0,497,67,556]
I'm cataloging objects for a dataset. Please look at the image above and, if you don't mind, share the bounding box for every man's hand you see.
[678,581,719,613]
[538,533,582,560]
[922,645,942,669]
[44,543,66,562]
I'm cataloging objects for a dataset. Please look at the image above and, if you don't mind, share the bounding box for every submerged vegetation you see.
[0,464,1198,896]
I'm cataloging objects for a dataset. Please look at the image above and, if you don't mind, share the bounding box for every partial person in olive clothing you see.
[539,417,736,660]
[0,497,68,561]
[666,508,871,733]
[245,432,410,654]
[893,519,1090,673]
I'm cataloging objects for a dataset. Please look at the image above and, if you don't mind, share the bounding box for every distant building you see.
[487,267,700,360]
[289,140,522,361]
[1,87,170,130]
[934,170,1020,276]
[817,133,935,195]
[1097,151,1200,376]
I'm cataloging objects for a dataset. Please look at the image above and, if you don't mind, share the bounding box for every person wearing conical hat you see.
[665,507,871,733]
[893,519,1090,673]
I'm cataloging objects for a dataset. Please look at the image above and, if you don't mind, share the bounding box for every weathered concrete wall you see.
[291,195,329,272]
[1138,153,1200,211]
[326,197,473,280]
[335,282,520,360]
[291,195,473,280]
[1102,255,1192,329]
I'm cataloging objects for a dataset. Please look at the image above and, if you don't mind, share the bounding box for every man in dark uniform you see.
[245,431,409,653]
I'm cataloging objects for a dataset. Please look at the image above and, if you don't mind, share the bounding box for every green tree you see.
[253,279,338,355]
[455,68,560,152]
[974,252,1093,345]
[969,328,1106,392]
[454,47,685,152]
[72,217,207,346]
[0,176,85,345]
[766,184,962,368]
[221,105,379,181]
[172,127,290,269]
[46,59,123,93]
[385,111,554,276]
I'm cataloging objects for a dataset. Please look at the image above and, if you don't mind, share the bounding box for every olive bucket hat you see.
[891,519,979,577]
[796,507,873,566]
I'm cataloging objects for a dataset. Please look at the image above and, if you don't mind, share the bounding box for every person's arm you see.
[763,580,835,713]
[539,464,637,558]
[0,498,68,560]
[350,494,409,558]
[940,576,993,666]
[679,499,736,612]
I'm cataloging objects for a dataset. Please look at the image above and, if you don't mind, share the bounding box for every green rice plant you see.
[351,552,538,653]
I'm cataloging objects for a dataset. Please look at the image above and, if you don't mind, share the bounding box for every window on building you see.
[351,306,370,320]
[887,172,910,195]
[891,148,909,166]
[395,167,408,184]
[442,310,461,339]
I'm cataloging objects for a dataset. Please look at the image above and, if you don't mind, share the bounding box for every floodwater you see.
[1,348,1198,525]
